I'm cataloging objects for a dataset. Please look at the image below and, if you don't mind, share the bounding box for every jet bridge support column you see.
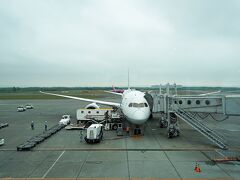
[159,94,169,128]
[161,94,180,138]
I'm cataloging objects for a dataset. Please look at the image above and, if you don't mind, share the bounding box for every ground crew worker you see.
[31,121,34,130]
[104,110,110,122]
[126,126,130,136]
[45,121,48,131]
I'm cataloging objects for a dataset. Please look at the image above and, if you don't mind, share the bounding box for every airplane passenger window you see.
[129,103,133,107]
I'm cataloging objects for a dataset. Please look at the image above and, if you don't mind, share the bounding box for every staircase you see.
[174,108,228,150]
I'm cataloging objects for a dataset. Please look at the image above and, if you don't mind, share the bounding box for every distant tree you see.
[12,87,21,92]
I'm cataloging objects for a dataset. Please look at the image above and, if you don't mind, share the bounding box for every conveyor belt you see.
[0,123,8,129]
[17,124,65,151]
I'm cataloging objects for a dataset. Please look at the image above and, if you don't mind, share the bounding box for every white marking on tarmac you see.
[226,130,240,132]
[219,128,240,132]
[42,150,65,178]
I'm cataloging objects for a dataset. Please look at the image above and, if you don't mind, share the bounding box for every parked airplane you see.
[112,86,124,93]
[40,88,152,125]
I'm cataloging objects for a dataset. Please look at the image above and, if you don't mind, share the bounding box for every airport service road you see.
[0,99,240,179]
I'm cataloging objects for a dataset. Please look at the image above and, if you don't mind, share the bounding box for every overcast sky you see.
[0,0,240,87]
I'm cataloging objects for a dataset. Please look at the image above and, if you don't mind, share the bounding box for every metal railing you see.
[174,108,228,149]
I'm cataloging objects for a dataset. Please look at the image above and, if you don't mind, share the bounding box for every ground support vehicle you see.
[25,104,34,109]
[59,115,71,125]
[77,108,123,130]
[84,124,103,144]
[17,124,65,151]
[17,106,26,112]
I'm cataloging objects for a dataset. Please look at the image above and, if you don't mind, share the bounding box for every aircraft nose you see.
[131,110,149,124]
[133,110,145,119]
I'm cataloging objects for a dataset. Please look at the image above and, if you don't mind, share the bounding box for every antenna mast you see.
[128,69,130,89]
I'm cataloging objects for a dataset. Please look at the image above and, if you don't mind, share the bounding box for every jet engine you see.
[85,102,100,109]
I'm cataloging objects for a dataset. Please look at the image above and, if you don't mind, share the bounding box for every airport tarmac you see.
[0,99,240,179]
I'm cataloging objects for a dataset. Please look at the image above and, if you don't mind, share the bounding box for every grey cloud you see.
[0,0,240,87]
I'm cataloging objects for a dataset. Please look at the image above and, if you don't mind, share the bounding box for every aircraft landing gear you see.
[134,128,141,135]
[131,125,144,136]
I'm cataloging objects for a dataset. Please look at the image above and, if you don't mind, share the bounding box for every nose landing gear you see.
[126,124,144,136]
[134,125,142,135]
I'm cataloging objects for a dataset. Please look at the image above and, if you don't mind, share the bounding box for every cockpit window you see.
[129,103,148,108]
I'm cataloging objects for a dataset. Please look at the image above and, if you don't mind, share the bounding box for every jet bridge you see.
[151,86,240,149]
[152,93,240,116]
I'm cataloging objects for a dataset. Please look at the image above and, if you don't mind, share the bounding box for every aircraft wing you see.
[104,91,123,96]
[40,91,121,107]
[198,91,221,96]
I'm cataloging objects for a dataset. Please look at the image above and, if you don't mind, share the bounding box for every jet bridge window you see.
[179,100,183,105]
[205,100,210,105]
[196,100,200,105]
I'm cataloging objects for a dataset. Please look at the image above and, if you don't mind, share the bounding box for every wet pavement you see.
[0,99,239,179]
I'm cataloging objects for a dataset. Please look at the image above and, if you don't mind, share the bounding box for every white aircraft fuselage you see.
[120,89,151,125]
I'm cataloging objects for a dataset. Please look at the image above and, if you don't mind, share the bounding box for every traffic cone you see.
[194,162,198,171]
[195,163,202,173]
